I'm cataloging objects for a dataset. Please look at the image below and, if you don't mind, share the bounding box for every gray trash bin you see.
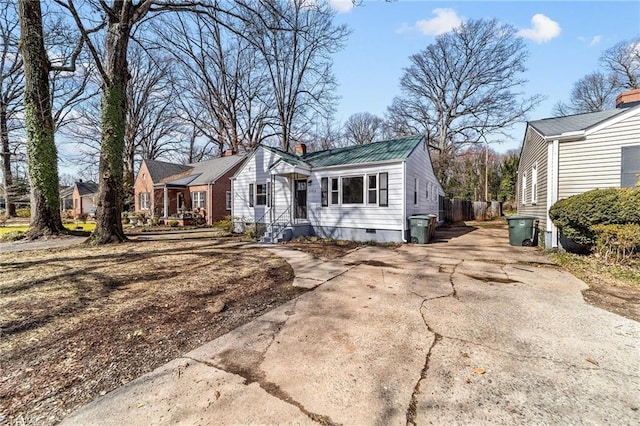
[409,215,432,244]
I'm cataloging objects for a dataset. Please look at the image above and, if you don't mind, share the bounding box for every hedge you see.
[548,188,640,246]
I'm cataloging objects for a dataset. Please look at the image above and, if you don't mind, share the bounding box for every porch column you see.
[163,185,169,217]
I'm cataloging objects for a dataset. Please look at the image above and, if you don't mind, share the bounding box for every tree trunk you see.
[17,0,64,237]
[89,5,132,244]
[0,103,16,217]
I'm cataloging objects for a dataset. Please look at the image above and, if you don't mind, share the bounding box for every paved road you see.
[62,225,640,425]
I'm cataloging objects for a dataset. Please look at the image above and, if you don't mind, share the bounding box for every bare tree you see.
[552,72,621,116]
[0,0,23,218]
[601,37,640,89]
[17,0,65,237]
[391,19,542,187]
[343,112,383,145]
[158,12,270,155]
[245,0,349,151]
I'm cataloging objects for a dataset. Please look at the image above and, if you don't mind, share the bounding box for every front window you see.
[413,177,419,206]
[521,172,527,205]
[330,178,339,205]
[225,191,231,210]
[256,183,267,206]
[249,184,254,207]
[191,191,206,209]
[342,176,363,204]
[368,175,377,204]
[321,177,328,207]
[139,192,150,210]
[379,173,388,207]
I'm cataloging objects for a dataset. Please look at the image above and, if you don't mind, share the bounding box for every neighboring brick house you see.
[65,180,99,218]
[133,154,246,225]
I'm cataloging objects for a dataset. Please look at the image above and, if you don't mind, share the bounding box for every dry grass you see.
[0,239,305,425]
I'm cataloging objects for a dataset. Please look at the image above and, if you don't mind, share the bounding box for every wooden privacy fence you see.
[439,196,503,223]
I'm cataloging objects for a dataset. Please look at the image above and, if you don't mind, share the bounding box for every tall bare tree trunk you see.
[0,104,16,217]
[89,4,131,243]
[17,0,64,237]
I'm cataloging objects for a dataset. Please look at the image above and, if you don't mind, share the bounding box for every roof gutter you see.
[544,130,585,142]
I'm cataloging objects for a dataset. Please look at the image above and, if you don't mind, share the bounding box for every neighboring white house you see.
[231,135,444,243]
[517,89,640,248]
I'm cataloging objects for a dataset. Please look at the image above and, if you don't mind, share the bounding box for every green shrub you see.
[214,215,233,233]
[592,223,640,264]
[16,208,30,218]
[549,188,640,246]
[168,220,179,227]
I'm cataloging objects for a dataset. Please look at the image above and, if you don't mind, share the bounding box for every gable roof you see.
[528,108,627,137]
[75,181,98,196]
[265,135,425,169]
[158,155,246,187]
[144,159,193,183]
[187,155,246,185]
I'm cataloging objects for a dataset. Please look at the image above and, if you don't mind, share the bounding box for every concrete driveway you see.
[62,225,640,425]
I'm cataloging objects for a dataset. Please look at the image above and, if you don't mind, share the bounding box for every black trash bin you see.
[506,216,539,246]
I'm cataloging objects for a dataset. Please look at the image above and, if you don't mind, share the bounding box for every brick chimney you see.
[616,88,640,108]
[295,143,307,156]
[223,149,235,157]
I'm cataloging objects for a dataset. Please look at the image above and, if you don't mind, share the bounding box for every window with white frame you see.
[139,192,150,210]
[531,163,538,204]
[321,177,328,206]
[367,175,377,204]
[249,184,254,207]
[379,173,388,207]
[330,177,339,204]
[256,183,268,206]
[621,145,640,188]
[413,177,419,206]
[191,191,206,209]
[342,176,364,204]
[225,191,231,210]
[521,172,527,205]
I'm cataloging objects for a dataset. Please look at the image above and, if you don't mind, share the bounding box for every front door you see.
[294,179,307,220]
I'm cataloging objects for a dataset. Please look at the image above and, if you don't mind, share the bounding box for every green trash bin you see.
[410,215,432,244]
[506,215,538,246]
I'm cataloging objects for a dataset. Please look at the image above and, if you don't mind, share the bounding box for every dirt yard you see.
[0,239,305,425]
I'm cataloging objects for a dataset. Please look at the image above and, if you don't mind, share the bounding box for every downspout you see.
[208,182,213,225]
[402,160,407,243]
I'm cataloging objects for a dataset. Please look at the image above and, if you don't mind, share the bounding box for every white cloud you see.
[415,8,463,36]
[589,35,602,47]
[517,14,561,43]
[329,0,354,13]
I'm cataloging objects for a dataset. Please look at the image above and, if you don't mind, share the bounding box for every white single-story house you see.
[231,135,445,243]
[517,89,640,248]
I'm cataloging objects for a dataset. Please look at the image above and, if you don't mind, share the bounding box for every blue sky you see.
[328,0,640,152]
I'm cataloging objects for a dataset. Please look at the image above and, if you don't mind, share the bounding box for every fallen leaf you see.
[586,356,599,366]
[214,390,221,400]
[465,377,472,384]
[473,367,486,375]
[461,352,470,358]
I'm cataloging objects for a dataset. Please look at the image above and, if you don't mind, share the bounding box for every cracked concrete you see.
[62,225,640,425]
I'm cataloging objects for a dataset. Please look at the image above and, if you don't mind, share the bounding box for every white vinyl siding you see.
[531,163,538,204]
[307,164,405,231]
[404,141,443,218]
[558,112,640,198]
[517,127,549,231]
